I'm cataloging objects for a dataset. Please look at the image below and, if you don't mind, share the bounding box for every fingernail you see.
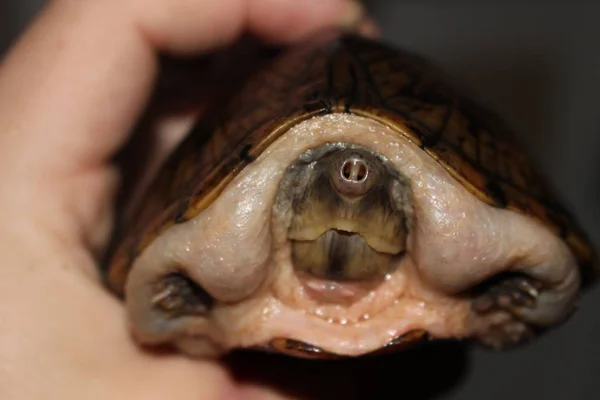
[356,16,381,38]
[337,0,366,30]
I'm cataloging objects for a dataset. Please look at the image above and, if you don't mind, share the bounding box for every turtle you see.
[105,31,597,359]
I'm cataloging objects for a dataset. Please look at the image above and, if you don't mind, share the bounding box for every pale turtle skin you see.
[106,32,597,359]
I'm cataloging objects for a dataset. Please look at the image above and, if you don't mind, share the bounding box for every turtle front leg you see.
[124,162,279,358]
[471,258,580,349]
[473,273,542,313]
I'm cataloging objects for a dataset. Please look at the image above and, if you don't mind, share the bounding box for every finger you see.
[0,0,365,248]
[0,0,364,170]
[141,0,366,53]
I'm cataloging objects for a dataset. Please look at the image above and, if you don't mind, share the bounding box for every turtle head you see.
[282,143,411,286]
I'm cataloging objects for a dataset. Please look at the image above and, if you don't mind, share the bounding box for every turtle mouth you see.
[277,143,412,283]
[289,223,404,255]
[289,228,402,282]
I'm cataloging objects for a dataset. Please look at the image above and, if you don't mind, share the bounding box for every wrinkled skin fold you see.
[124,114,580,358]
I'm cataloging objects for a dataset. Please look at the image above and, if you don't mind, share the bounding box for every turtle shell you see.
[106,32,597,299]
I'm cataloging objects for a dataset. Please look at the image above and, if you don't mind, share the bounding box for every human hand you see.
[0,1,375,398]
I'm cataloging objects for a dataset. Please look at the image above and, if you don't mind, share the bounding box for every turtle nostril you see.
[332,156,376,197]
[341,159,368,182]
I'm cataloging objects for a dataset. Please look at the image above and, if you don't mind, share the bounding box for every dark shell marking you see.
[106,33,597,297]
[265,330,429,359]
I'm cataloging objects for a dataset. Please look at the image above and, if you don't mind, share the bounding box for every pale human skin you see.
[0,0,376,399]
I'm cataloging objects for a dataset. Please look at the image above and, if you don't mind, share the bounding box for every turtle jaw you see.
[290,230,400,283]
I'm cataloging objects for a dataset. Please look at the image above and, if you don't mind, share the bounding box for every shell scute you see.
[106,33,597,294]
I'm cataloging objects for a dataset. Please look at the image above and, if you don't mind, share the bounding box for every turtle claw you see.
[471,273,546,349]
[472,273,543,315]
[152,273,214,317]
[471,267,580,349]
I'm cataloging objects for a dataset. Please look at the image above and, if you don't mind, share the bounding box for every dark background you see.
[2,1,599,399]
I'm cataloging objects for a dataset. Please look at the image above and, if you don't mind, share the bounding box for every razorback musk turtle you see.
[106,32,597,359]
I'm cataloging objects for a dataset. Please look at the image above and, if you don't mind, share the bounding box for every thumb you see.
[0,0,366,254]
